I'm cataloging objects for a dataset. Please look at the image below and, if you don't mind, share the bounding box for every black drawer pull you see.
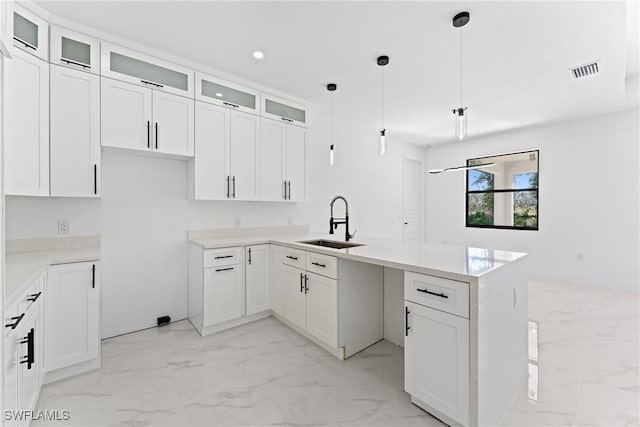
[223,101,239,108]
[300,273,304,293]
[405,306,410,336]
[215,267,234,272]
[26,292,42,302]
[248,248,252,265]
[286,255,298,261]
[417,288,449,299]
[141,79,164,88]
[214,255,234,260]
[19,328,35,369]
[311,262,326,268]
[94,164,98,195]
[92,264,96,289]
[304,275,309,294]
[6,313,25,329]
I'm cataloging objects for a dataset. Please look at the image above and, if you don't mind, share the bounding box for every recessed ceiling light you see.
[215,93,223,97]
[252,51,264,59]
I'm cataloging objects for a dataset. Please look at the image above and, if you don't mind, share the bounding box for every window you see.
[466,150,539,230]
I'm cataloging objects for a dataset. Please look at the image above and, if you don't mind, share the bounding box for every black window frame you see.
[465,150,539,231]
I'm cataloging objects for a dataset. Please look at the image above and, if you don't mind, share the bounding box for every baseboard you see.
[44,357,101,385]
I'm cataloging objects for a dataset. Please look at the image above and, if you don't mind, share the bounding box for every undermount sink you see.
[298,239,365,250]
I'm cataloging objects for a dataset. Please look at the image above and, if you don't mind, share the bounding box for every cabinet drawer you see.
[282,247,305,268]
[305,252,338,280]
[203,247,243,268]
[404,272,469,319]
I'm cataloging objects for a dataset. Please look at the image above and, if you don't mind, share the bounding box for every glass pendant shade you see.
[454,108,467,141]
[329,145,335,166]
[379,129,387,155]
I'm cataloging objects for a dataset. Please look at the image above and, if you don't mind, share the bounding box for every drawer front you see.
[203,247,243,268]
[282,247,305,268]
[404,272,469,319]
[305,252,338,280]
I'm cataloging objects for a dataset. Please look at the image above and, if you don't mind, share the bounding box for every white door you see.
[405,301,469,426]
[50,65,101,197]
[260,119,286,201]
[269,245,284,315]
[229,110,260,200]
[282,265,306,330]
[305,272,338,348]
[193,102,230,200]
[152,91,194,156]
[101,77,152,152]
[285,125,306,201]
[403,157,422,241]
[45,262,100,372]
[3,328,19,427]
[203,265,243,326]
[4,49,49,196]
[245,245,270,315]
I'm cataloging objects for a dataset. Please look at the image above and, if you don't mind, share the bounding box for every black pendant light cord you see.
[382,65,385,131]
[459,29,463,107]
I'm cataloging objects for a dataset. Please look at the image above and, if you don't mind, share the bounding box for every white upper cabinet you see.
[260,118,307,202]
[0,0,14,57]
[229,110,260,200]
[50,25,100,73]
[101,77,194,158]
[101,42,194,98]
[261,93,307,128]
[50,65,100,197]
[4,48,49,196]
[12,3,47,61]
[196,72,260,115]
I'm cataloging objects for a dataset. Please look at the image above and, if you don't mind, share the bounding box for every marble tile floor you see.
[33,279,639,427]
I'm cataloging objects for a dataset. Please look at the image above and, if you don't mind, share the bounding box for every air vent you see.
[569,61,600,79]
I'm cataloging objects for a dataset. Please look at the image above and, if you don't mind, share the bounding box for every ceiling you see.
[36,1,639,146]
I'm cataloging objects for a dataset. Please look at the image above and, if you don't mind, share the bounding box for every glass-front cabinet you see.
[50,25,100,73]
[261,93,307,128]
[12,3,47,61]
[196,72,260,115]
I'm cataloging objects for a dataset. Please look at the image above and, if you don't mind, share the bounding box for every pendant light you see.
[327,83,337,165]
[429,12,495,174]
[453,11,469,141]
[377,55,389,156]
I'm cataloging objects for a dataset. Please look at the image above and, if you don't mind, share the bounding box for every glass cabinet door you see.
[196,72,260,115]
[50,25,100,73]
[12,4,47,61]
[262,94,307,127]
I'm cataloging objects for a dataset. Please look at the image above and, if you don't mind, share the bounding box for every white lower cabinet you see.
[282,265,307,330]
[245,245,270,315]
[404,273,470,427]
[203,264,244,326]
[269,245,284,315]
[304,272,338,348]
[45,262,101,374]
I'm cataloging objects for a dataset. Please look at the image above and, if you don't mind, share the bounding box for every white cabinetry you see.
[50,65,101,197]
[196,72,260,115]
[101,77,194,158]
[4,48,49,196]
[45,262,100,374]
[0,0,14,57]
[12,3,47,61]
[269,245,284,315]
[305,272,338,347]
[50,25,100,73]
[245,245,270,315]
[261,93,307,128]
[260,119,306,201]
[282,264,307,330]
[189,102,259,200]
[203,262,244,326]
[404,272,470,426]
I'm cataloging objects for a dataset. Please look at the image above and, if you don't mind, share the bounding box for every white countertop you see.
[189,232,527,282]
[5,246,100,307]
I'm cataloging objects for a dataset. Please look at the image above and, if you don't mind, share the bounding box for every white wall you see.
[425,109,640,292]
[5,102,424,337]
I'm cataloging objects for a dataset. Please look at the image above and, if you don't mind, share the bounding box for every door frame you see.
[402,155,425,242]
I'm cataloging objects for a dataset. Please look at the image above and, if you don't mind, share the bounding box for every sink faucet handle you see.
[349,230,357,239]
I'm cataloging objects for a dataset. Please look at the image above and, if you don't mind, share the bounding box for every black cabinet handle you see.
[94,164,97,195]
[214,255,233,260]
[20,328,34,370]
[141,79,163,88]
[405,306,410,336]
[155,122,158,149]
[283,181,287,200]
[287,181,291,200]
[6,313,25,329]
[304,275,309,294]
[286,255,298,261]
[281,117,293,123]
[226,176,230,198]
[215,267,234,272]
[417,288,449,299]
[311,262,326,268]
[232,176,236,198]
[92,264,96,289]
[147,121,150,148]
[248,248,252,265]
[222,101,239,109]
[300,273,304,293]
[61,57,90,69]
[14,37,36,50]
[26,292,42,302]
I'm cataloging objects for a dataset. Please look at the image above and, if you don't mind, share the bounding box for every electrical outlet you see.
[235,216,241,228]
[576,253,584,261]
[288,216,293,225]
[57,220,71,235]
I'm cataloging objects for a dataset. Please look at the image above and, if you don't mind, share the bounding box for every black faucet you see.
[329,195,355,241]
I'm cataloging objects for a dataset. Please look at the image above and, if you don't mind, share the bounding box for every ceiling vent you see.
[569,60,600,79]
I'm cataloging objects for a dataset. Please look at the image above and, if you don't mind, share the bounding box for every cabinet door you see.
[305,272,338,348]
[229,110,260,200]
[269,245,284,315]
[50,65,101,197]
[282,265,306,330]
[192,101,230,199]
[203,265,243,326]
[261,93,307,128]
[101,77,152,152]
[245,245,270,315]
[4,49,49,196]
[196,72,260,115]
[0,0,14,57]
[285,125,306,201]
[3,328,19,427]
[260,119,286,201]
[45,262,100,372]
[405,301,469,426]
[152,91,194,157]
[17,307,39,413]
[12,4,47,61]
[50,25,100,73]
